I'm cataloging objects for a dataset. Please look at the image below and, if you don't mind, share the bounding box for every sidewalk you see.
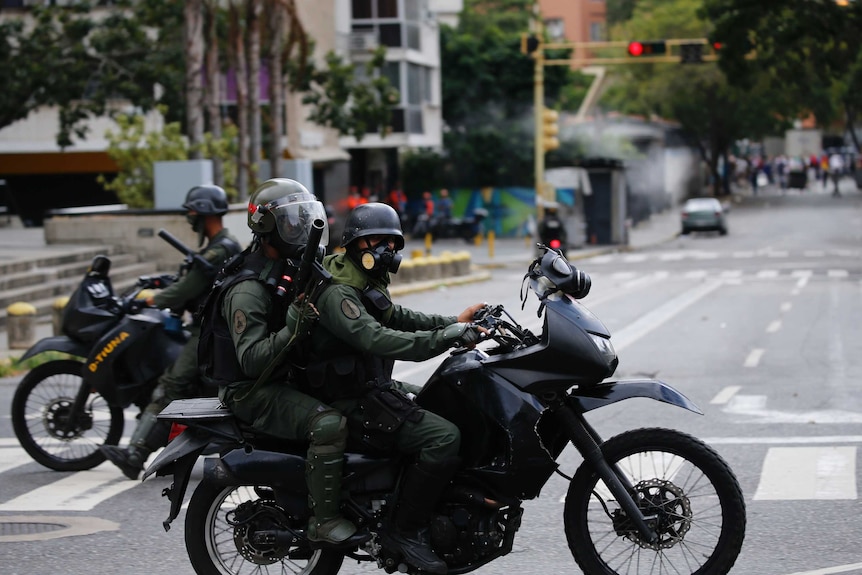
[0,204,683,362]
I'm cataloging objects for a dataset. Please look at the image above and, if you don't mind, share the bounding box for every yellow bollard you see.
[424,232,433,255]
[487,230,495,259]
[52,296,70,336]
[411,248,425,260]
[474,233,482,246]
[7,302,37,350]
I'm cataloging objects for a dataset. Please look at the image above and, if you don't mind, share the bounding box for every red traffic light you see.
[712,41,723,51]
[627,40,667,57]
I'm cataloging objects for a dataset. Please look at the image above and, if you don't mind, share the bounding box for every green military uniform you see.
[217,255,334,442]
[146,228,241,415]
[306,252,463,465]
[216,250,360,545]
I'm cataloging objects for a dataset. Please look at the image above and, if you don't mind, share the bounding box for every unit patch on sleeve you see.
[233,309,248,334]
[341,298,361,320]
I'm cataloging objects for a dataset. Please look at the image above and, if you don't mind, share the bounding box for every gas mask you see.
[356,239,402,277]
[186,214,205,246]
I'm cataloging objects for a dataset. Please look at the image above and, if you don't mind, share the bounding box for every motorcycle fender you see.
[570,379,703,415]
[19,336,89,362]
[143,431,209,532]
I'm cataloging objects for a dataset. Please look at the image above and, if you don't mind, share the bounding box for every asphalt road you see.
[1,187,861,575]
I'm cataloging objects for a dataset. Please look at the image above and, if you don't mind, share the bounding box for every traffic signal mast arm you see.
[539,38,723,67]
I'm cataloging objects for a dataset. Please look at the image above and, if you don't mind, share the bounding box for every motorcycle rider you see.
[300,201,486,574]
[207,178,366,548]
[538,201,568,254]
[101,184,241,480]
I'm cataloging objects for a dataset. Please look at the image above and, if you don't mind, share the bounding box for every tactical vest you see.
[305,284,395,401]
[185,234,242,319]
[197,251,295,387]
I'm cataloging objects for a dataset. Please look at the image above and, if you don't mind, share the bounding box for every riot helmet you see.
[183,185,229,245]
[248,178,329,259]
[341,202,404,276]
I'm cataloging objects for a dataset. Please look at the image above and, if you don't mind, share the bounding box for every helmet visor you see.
[271,198,329,249]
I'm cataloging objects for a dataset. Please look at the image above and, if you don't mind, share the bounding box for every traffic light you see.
[520,33,540,55]
[627,40,667,57]
[541,108,560,152]
[679,42,704,64]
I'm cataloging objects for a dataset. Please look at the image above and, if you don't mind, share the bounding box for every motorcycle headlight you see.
[588,333,617,366]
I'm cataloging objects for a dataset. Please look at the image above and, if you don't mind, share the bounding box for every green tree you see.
[702,0,862,150]
[401,0,587,191]
[97,110,238,208]
[296,47,399,143]
[602,0,791,195]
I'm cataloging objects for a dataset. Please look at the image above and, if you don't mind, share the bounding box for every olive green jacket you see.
[153,228,239,311]
[308,253,463,362]
[220,258,296,386]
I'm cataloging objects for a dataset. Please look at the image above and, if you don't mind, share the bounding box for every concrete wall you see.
[43,206,255,270]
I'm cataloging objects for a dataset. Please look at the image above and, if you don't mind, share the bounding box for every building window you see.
[404,0,421,21]
[353,0,373,19]
[379,23,402,47]
[383,61,401,104]
[589,22,605,41]
[377,0,398,18]
[545,18,565,41]
[405,23,421,50]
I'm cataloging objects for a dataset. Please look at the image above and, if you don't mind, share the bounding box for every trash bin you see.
[579,158,628,245]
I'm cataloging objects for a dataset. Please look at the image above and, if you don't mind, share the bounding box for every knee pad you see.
[308,410,348,450]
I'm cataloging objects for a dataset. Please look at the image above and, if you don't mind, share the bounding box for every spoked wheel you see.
[10,359,124,471]
[185,481,346,575]
[564,428,746,575]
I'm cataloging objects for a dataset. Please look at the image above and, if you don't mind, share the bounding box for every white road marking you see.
[683,270,708,279]
[785,562,862,575]
[0,446,29,474]
[720,270,743,278]
[744,348,765,367]
[710,386,741,405]
[827,269,849,278]
[0,464,142,512]
[722,395,862,424]
[610,280,724,352]
[757,269,779,278]
[753,446,856,500]
[766,320,782,333]
[703,436,862,445]
[781,302,792,313]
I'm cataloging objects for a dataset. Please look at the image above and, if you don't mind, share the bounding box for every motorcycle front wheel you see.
[185,480,346,575]
[564,427,746,575]
[11,359,124,471]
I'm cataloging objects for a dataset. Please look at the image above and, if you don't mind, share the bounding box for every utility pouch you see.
[306,356,367,401]
[348,384,424,452]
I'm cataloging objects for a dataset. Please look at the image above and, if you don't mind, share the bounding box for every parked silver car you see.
[681,197,728,236]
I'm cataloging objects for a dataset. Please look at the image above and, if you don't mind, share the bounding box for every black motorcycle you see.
[145,246,746,575]
[11,231,205,472]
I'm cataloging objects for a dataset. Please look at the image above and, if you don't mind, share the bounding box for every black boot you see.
[101,412,169,480]
[382,458,460,575]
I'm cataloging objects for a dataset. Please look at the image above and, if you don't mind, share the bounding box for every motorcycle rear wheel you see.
[564,427,745,575]
[185,481,345,575]
[11,359,124,471]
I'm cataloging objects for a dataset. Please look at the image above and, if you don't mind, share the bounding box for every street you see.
[1,189,861,575]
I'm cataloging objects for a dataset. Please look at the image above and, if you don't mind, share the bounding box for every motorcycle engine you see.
[429,504,506,565]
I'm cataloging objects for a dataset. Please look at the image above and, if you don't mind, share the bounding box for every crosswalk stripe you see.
[0,446,29,474]
[754,446,857,500]
[0,464,141,511]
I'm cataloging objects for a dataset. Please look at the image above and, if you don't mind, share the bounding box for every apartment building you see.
[0,0,457,223]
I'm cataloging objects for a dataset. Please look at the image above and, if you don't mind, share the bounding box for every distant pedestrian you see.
[437,189,453,220]
[829,152,844,196]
